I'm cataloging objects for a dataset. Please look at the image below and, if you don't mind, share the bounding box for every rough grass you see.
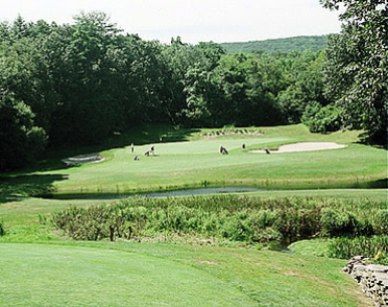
[1,189,386,242]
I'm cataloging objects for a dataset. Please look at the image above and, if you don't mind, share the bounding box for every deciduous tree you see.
[321,0,388,144]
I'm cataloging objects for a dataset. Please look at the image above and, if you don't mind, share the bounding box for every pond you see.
[51,187,261,200]
[144,187,260,198]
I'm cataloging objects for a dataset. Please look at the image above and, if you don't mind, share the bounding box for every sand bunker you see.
[252,142,346,154]
[62,153,104,166]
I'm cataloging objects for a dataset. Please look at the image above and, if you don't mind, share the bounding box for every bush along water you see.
[328,236,388,265]
[52,196,387,248]
[0,219,6,236]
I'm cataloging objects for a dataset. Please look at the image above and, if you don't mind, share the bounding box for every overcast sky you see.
[0,0,341,43]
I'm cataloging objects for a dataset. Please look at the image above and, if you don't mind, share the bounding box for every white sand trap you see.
[252,142,346,154]
[62,153,104,166]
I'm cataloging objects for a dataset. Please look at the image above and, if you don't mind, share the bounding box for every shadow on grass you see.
[0,174,68,204]
[122,124,200,145]
[356,131,388,150]
[348,178,388,189]
[20,124,199,174]
[364,178,388,189]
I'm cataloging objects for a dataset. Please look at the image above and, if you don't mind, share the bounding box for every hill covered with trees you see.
[220,35,329,54]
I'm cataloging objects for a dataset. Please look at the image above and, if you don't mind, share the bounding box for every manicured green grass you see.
[3,124,385,197]
[289,239,332,257]
[0,243,254,306]
[0,242,369,306]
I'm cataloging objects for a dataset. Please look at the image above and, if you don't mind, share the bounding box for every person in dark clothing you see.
[220,146,228,155]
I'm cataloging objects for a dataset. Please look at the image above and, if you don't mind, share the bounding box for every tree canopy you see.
[321,0,388,144]
[221,35,329,54]
[0,9,384,170]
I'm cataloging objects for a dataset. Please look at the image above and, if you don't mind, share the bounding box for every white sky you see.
[0,0,341,43]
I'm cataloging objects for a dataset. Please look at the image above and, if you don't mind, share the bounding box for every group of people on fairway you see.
[132,143,270,161]
[219,144,270,155]
[133,144,155,161]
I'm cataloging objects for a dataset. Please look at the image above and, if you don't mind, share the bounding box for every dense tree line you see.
[221,35,328,54]
[0,13,329,170]
[321,0,387,143]
[0,4,385,170]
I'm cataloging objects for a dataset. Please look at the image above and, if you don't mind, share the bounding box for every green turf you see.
[2,124,385,197]
[0,243,255,306]
[55,141,386,193]
[289,239,332,257]
[0,242,369,306]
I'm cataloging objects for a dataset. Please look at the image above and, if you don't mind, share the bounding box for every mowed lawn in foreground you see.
[13,124,386,195]
[0,242,370,306]
[0,190,382,306]
[0,243,254,306]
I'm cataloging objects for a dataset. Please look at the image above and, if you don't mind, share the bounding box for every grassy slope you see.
[5,124,385,196]
[289,239,332,258]
[0,242,370,306]
[0,190,382,305]
[0,243,254,306]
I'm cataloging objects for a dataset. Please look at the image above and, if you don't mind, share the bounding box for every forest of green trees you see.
[0,0,386,170]
[221,35,328,54]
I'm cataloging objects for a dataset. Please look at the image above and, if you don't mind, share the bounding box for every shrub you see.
[53,205,109,240]
[0,220,5,236]
[328,236,388,264]
[251,227,282,244]
[301,101,321,124]
[0,91,47,170]
[201,212,221,234]
[51,196,387,245]
[320,208,358,237]
[303,104,342,133]
[272,207,321,244]
[250,210,278,229]
[374,210,388,235]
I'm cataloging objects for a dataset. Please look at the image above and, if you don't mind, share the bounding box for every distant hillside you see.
[221,35,329,54]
